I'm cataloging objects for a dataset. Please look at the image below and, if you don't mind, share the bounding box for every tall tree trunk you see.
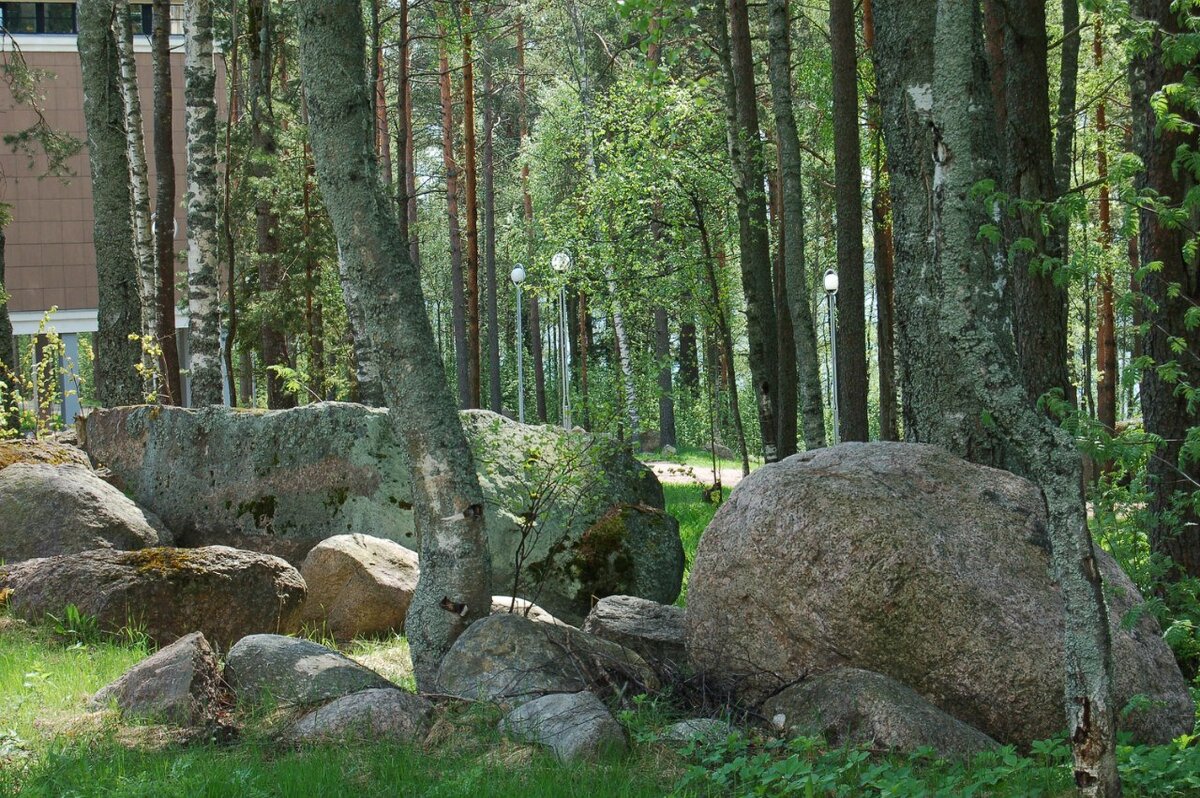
[0,227,17,431]
[647,28,677,450]
[1094,24,1117,434]
[679,317,700,396]
[1055,0,1080,194]
[516,15,546,422]
[830,0,869,442]
[873,1,1119,792]
[79,0,143,407]
[863,0,899,441]
[298,0,491,690]
[767,0,826,450]
[440,40,470,409]
[153,0,182,404]
[462,0,481,409]
[396,0,420,269]
[222,0,240,407]
[371,0,391,185]
[721,0,780,461]
[112,0,157,360]
[184,0,223,406]
[770,167,798,457]
[483,63,501,414]
[1131,0,1200,579]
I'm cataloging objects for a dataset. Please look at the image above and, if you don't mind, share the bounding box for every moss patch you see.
[568,505,638,600]
[123,548,209,576]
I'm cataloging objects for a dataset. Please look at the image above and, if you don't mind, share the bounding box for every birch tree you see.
[184,0,223,405]
[296,0,491,689]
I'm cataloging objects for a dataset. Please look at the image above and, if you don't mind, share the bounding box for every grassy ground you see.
[662,482,727,606]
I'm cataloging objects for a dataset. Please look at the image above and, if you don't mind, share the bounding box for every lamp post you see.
[511,265,527,423]
[552,251,572,430]
[824,268,840,445]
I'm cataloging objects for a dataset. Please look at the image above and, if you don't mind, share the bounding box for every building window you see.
[1,2,76,34]
[0,3,40,34]
[128,3,183,37]
[43,1,73,33]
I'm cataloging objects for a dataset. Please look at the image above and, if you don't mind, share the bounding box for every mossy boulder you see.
[225,634,394,707]
[0,546,306,648]
[0,439,91,471]
[83,405,684,623]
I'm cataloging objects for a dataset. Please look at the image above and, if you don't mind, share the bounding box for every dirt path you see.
[646,461,748,489]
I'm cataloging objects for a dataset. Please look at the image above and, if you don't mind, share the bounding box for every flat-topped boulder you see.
[225,634,395,707]
[0,439,91,470]
[83,404,684,623]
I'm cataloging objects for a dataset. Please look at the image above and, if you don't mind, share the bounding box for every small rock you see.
[491,596,570,626]
[582,595,686,681]
[499,692,627,762]
[0,463,171,563]
[639,430,662,453]
[660,718,732,745]
[299,534,419,641]
[709,443,735,461]
[89,632,224,725]
[0,439,91,470]
[762,667,999,759]
[226,634,394,707]
[436,613,656,707]
[288,688,432,743]
[0,547,304,648]
[661,445,678,458]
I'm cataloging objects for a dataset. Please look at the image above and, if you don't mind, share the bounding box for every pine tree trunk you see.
[516,16,546,422]
[1055,0,1080,195]
[767,0,826,450]
[721,0,780,462]
[873,1,1119,792]
[1131,0,1200,579]
[297,0,491,690]
[462,0,481,409]
[221,0,240,407]
[79,0,143,407]
[440,40,470,409]
[770,167,798,457]
[830,0,869,442]
[483,65,501,415]
[152,0,182,404]
[1094,25,1117,434]
[184,0,223,406]
[395,0,411,246]
[678,318,700,395]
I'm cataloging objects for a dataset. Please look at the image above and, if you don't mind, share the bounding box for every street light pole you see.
[824,268,840,445]
[511,265,527,424]
[552,252,572,430]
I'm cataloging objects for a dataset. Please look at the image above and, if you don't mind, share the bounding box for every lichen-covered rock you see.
[0,463,171,562]
[436,613,657,708]
[685,442,1194,747]
[83,404,684,623]
[763,668,999,759]
[499,692,627,762]
[225,634,394,707]
[89,632,224,725]
[287,688,432,744]
[660,718,732,745]
[0,439,91,470]
[582,595,686,681]
[298,534,419,641]
[0,546,305,648]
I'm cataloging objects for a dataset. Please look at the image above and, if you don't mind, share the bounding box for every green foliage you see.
[0,310,84,440]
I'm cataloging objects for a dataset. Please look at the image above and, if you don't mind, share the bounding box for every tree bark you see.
[830,0,869,442]
[767,0,826,450]
[79,0,143,407]
[483,62,501,414]
[152,0,182,404]
[1130,0,1200,579]
[439,39,470,409]
[221,0,240,407]
[516,15,547,422]
[770,167,798,457]
[184,0,223,406]
[462,0,482,409]
[1055,0,1080,195]
[0,227,17,430]
[297,0,491,690]
[872,1,1119,792]
[1094,25,1117,434]
[720,0,780,462]
[678,318,700,395]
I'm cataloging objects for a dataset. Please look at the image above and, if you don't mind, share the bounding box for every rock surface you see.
[298,534,419,641]
[0,547,304,648]
[89,632,224,725]
[83,404,684,623]
[436,613,656,707]
[582,595,686,680]
[763,668,999,759]
[288,688,432,744]
[499,691,627,762]
[226,634,394,707]
[491,596,570,626]
[685,443,1194,747]
[0,463,171,562]
[660,718,732,745]
[0,439,91,470]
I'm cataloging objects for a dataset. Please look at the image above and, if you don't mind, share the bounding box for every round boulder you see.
[226,634,394,707]
[299,534,419,641]
[685,442,1194,747]
[288,688,432,743]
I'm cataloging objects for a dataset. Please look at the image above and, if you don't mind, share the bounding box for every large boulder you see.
[582,595,686,681]
[298,534,419,641]
[763,668,1000,760]
[0,463,171,562]
[89,632,224,725]
[0,439,91,470]
[685,443,1194,748]
[0,547,305,648]
[499,692,627,762]
[82,404,684,623]
[491,596,570,627]
[225,634,394,707]
[436,613,657,707]
[287,688,432,744]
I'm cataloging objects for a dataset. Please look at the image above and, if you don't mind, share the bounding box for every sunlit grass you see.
[662,482,728,606]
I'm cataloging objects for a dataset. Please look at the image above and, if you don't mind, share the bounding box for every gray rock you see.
[83,404,684,623]
[685,442,1194,747]
[709,443,735,461]
[225,634,394,707]
[660,718,732,745]
[582,595,686,680]
[436,613,657,707]
[639,430,661,453]
[298,534,419,641]
[491,596,570,627]
[89,632,224,725]
[0,463,171,563]
[0,547,304,648]
[499,692,627,762]
[0,439,91,470]
[763,668,999,759]
[661,445,678,458]
[288,688,432,743]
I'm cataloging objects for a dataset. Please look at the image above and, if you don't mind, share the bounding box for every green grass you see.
[639,444,761,473]
[662,483,727,606]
